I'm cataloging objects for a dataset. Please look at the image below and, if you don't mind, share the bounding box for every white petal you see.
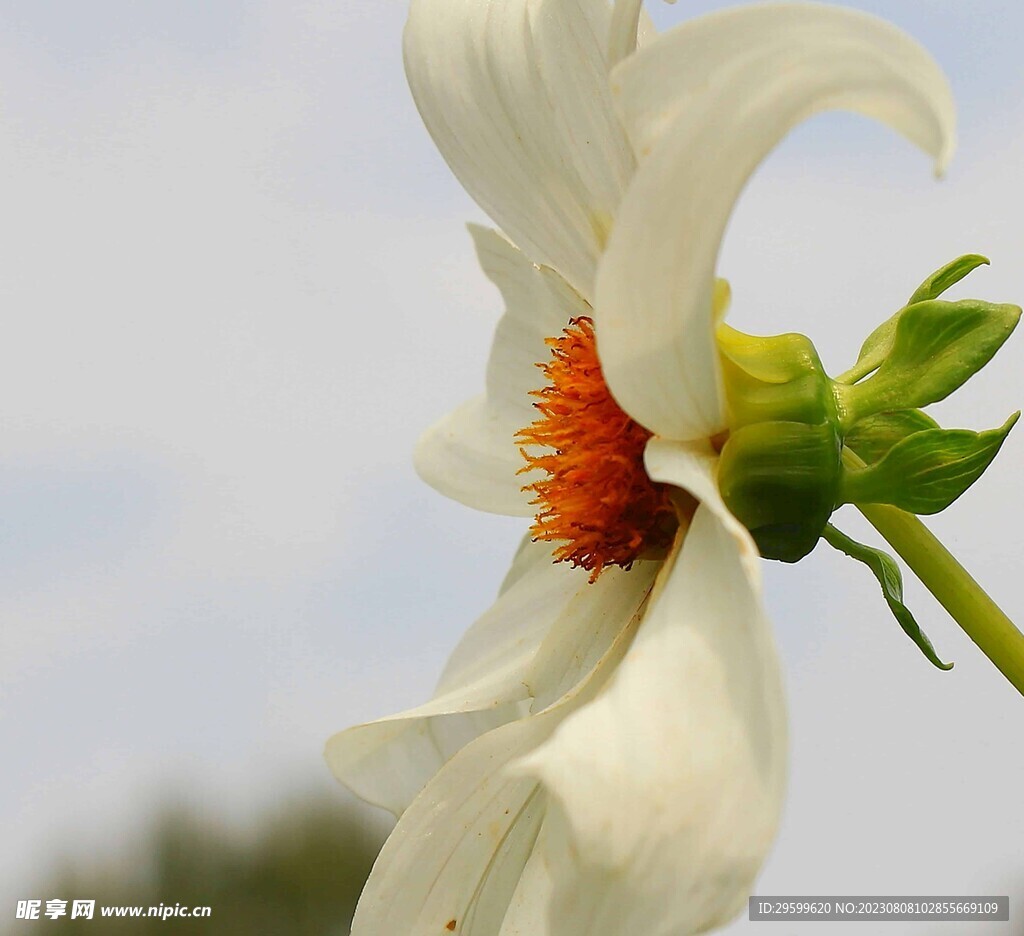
[616,4,955,168]
[497,816,559,936]
[415,227,588,516]
[479,229,584,422]
[350,561,655,936]
[415,394,534,517]
[326,540,572,816]
[596,2,956,440]
[644,434,761,583]
[497,530,552,597]
[404,0,635,298]
[518,506,787,935]
[351,717,547,936]
[608,0,662,68]
[523,557,659,711]
[327,541,658,818]
[440,535,559,692]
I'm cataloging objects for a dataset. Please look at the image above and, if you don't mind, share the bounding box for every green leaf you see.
[838,255,990,384]
[842,413,1019,514]
[821,523,953,670]
[840,299,1021,421]
[907,253,990,305]
[844,409,939,464]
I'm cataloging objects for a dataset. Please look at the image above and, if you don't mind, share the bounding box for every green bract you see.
[840,253,991,383]
[842,415,1019,515]
[844,409,939,464]
[716,255,1021,667]
[837,298,1020,422]
[718,421,841,563]
[717,325,842,563]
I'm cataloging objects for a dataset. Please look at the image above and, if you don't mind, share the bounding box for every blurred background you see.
[1,1,1022,933]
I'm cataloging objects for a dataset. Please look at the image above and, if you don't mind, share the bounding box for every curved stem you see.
[856,501,1024,696]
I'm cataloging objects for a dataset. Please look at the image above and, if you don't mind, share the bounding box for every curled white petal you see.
[327,536,658,818]
[497,817,560,935]
[522,558,660,712]
[349,561,656,935]
[415,227,587,516]
[351,716,548,935]
[326,539,569,815]
[644,434,761,584]
[596,1,956,440]
[405,0,635,298]
[607,0,643,68]
[608,0,671,68]
[516,506,787,935]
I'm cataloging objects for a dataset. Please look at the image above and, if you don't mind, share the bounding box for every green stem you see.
[856,501,1024,696]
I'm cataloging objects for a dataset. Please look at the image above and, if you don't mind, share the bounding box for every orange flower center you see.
[516,316,679,582]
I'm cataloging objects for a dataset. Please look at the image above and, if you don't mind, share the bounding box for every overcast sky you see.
[1,2,1023,932]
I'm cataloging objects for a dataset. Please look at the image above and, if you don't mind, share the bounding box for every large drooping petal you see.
[516,502,786,936]
[326,539,564,816]
[348,560,657,935]
[326,538,658,817]
[596,2,957,440]
[415,226,589,516]
[404,0,636,299]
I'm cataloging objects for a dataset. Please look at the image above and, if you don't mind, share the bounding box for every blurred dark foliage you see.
[7,794,385,936]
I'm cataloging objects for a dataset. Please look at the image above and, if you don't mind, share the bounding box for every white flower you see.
[326,2,954,933]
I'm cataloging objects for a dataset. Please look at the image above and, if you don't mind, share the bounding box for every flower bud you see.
[718,421,841,562]
[717,325,842,562]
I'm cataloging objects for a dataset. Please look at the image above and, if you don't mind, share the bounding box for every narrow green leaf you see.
[844,409,939,464]
[907,253,989,305]
[838,255,991,384]
[841,299,1021,421]
[842,413,1019,514]
[821,523,953,670]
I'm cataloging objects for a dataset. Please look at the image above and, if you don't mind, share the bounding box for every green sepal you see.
[718,420,841,563]
[842,413,1019,514]
[839,255,990,384]
[907,253,990,305]
[717,325,836,430]
[821,523,953,671]
[844,409,939,464]
[838,299,1021,423]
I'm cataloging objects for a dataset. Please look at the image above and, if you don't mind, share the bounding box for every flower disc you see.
[517,317,678,581]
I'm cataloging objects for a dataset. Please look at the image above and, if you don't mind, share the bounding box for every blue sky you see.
[1,2,1022,930]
